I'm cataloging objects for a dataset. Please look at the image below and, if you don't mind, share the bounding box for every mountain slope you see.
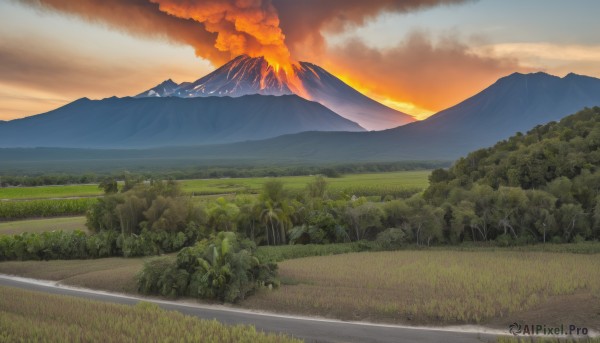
[0,95,364,148]
[137,71,600,162]
[136,55,415,130]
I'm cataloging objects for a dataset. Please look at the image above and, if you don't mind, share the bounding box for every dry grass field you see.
[243,250,600,329]
[1,247,599,331]
[0,286,300,343]
[0,257,149,293]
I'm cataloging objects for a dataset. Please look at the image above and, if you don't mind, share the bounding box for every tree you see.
[405,197,444,246]
[306,176,328,199]
[493,187,528,239]
[344,201,384,241]
[208,197,240,232]
[116,194,147,235]
[556,203,589,241]
[524,190,557,243]
[99,178,118,194]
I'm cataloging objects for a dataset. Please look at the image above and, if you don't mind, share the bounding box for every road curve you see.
[0,274,503,343]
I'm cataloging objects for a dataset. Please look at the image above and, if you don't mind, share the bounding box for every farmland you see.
[1,245,599,331]
[179,171,430,197]
[0,184,101,200]
[0,285,300,343]
[0,216,87,235]
[0,171,430,200]
[244,250,600,329]
[0,256,150,293]
[0,198,97,220]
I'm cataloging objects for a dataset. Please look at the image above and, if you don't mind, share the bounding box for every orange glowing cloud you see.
[319,33,527,116]
[15,0,520,121]
[150,0,294,71]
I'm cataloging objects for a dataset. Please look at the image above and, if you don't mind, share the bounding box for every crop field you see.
[179,171,430,197]
[0,286,300,343]
[0,216,87,235]
[0,171,431,200]
[2,245,599,330]
[0,184,101,200]
[243,250,600,328]
[0,256,150,293]
[0,198,97,220]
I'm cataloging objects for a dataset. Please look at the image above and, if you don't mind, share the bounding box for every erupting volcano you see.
[128,0,415,130]
[137,55,415,130]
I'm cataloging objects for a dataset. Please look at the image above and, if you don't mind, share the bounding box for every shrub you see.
[375,228,407,249]
[138,232,278,303]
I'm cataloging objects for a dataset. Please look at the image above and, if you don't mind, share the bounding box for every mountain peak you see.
[161,79,177,86]
[135,56,414,130]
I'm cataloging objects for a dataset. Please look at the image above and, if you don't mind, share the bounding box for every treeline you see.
[0,161,447,187]
[0,181,204,261]
[423,107,600,244]
[0,228,202,261]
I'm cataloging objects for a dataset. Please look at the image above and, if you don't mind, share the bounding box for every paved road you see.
[0,275,503,343]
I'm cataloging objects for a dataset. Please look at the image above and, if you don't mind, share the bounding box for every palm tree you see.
[260,200,281,245]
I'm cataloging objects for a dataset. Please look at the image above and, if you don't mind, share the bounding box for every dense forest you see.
[424,106,600,244]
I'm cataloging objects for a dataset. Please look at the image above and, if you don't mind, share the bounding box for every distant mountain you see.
[237,72,600,160]
[3,71,599,169]
[133,72,600,162]
[137,79,179,98]
[0,95,364,148]
[136,55,415,131]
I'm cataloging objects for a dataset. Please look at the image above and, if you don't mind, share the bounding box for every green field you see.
[0,198,97,220]
[179,171,430,196]
[0,286,299,343]
[0,171,431,200]
[0,184,101,200]
[0,216,87,235]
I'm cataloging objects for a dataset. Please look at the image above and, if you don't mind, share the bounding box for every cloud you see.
[320,32,526,113]
[471,42,600,76]
[0,35,204,119]
[16,0,471,65]
[272,0,471,57]
[15,0,230,64]
[11,0,531,120]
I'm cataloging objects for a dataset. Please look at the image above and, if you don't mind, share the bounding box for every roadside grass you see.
[0,216,87,235]
[0,286,300,343]
[0,257,150,293]
[243,250,600,328]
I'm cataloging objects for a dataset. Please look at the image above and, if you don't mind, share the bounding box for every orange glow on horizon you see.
[333,72,432,120]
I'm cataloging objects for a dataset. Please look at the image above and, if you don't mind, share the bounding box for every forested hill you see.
[436,106,600,189]
[424,107,600,244]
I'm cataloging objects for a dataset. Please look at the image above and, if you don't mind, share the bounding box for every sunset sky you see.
[1,0,600,121]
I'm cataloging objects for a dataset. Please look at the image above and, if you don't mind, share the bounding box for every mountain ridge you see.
[0,94,364,148]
